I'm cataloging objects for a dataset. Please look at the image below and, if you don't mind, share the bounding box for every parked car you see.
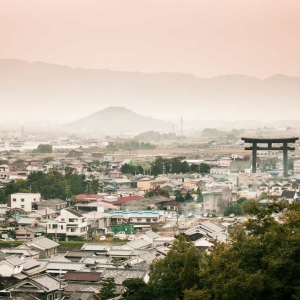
[114,232,127,240]
[100,236,106,241]
[229,214,235,218]
[128,234,136,241]
[203,213,208,217]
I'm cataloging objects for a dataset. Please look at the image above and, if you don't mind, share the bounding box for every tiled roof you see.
[27,236,59,250]
[64,272,102,282]
[5,255,25,266]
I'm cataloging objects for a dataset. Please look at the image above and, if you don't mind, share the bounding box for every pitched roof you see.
[64,272,102,282]
[145,230,160,239]
[281,190,296,199]
[126,239,152,250]
[70,291,98,300]
[26,236,59,250]
[5,255,24,266]
[18,218,37,224]
[31,274,62,291]
[65,208,84,217]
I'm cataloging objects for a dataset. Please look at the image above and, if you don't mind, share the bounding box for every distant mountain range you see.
[1,59,300,132]
[65,106,170,133]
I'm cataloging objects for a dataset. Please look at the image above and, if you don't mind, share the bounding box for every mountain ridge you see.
[1,59,300,123]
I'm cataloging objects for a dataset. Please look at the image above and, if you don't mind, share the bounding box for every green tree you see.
[223,203,243,216]
[175,191,185,202]
[200,163,210,174]
[98,277,118,300]
[196,189,203,203]
[43,156,54,163]
[185,191,193,201]
[122,279,153,300]
[237,197,247,204]
[37,144,53,153]
[0,189,6,204]
[181,161,190,173]
[184,203,300,300]
[149,235,204,300]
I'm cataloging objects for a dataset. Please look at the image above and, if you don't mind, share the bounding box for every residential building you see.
[8,193,41,212]
[3,274,64,300]
[47,208,88,241]
[203,188,237,214]
[36,199,67,212]
[0,255,25,278]
[25,236,59,258]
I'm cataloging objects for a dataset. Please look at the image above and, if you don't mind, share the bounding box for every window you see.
[52,224,57,229]
[21,199,24,202]
[61,225,64,229]
[21,205,25,209]
[69,218,77,223]
[13,198,16,202]
[81,227,86,232]
[71,228,76,232]
[61,218,65,221]
[146,218,151,222]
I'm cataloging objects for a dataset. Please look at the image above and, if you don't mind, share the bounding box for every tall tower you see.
[180,117,183,135]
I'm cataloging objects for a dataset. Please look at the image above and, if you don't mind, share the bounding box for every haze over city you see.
[1,2,300,300]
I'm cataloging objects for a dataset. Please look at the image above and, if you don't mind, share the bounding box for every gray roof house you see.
[25,236,60,258]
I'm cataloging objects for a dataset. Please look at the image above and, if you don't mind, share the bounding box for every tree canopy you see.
[36,144,53,153]
[122,203,300,300]
[3,171,99,200]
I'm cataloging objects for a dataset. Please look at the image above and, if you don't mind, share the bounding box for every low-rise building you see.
[47,208,88,241]
[8,193,41,213]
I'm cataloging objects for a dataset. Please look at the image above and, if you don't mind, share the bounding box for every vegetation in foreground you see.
[119,202,300,300]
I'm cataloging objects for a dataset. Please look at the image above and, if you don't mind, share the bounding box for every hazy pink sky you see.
[1,0,300,78]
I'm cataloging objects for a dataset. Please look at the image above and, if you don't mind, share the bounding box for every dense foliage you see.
[98,277,118,300]
[123,203,300,300]
[3,171,99,200]
[36,144,53,153]
[150,157,210,176]
[121,163,144,175]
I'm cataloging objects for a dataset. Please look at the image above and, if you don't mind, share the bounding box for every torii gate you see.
[241,137,299,177]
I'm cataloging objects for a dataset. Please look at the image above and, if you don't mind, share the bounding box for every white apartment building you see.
[294,160,300,175]
[0,164,10,182]
[8,193,41,212]
[47,208,88,241]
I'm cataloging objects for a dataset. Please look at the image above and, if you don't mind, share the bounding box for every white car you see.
[100,236,106,241]
[128,234,136,241]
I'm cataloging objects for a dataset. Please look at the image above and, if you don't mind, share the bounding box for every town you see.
[0,124,300,299]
